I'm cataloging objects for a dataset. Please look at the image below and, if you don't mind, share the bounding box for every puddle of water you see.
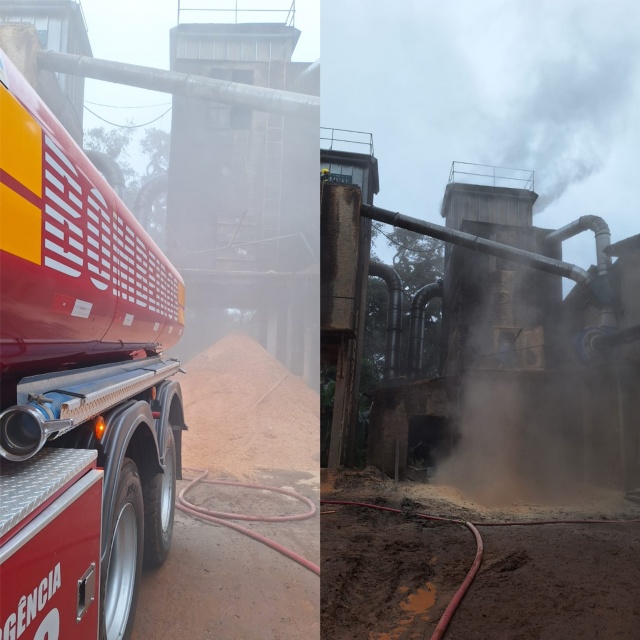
[400,583,437,619]
[369,582,437,640]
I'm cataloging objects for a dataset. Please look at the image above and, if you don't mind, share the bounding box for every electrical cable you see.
[178,467,320,575]
[85,100,172,109]
[321,499,640,639]
[84,105,172,128]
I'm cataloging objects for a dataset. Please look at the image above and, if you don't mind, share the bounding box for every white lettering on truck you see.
[0,562,61,640]
[42,134,180,322]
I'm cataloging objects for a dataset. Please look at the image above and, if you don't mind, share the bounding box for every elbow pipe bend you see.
[544,215,612,276]
[545,215,615,326]
[368,261,403,381]
[408,281,444,378]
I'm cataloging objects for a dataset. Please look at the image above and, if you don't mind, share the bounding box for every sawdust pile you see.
[321,468,640,523]
[180,333,319,479]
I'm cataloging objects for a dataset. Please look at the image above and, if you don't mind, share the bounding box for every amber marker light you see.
[151,386,157,401]
[94,415,106,441]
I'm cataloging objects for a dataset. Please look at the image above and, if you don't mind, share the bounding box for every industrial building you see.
[321,156,640,500]
[0,0,319,384]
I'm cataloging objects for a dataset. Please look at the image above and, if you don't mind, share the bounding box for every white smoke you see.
[490,2,640,212]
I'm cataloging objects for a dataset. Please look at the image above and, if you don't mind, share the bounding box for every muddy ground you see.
[321,468,640,640]
[131,334,320,639]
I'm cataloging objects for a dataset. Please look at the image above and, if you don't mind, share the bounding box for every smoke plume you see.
[493,3,640,212]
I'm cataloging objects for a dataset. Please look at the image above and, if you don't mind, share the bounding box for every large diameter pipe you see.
[361,204,591,288]
[544,215,611,276]
[369,261,403,381]
[544,216,615,327]
[37,50,320,120]
[407,281,443,378]
[593,324,640,350]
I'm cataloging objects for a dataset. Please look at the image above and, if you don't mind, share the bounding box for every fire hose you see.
[321,499,640,639]
[178,467,320,575]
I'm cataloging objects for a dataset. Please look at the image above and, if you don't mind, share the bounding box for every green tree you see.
[83,127,171,238]
[83,126,139,208]
[140,128,171,176]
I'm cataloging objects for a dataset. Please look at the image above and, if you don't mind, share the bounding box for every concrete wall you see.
[441,182,537,231]
[367,368,632,492]
[441,221,562,376]
[320,184,362,336]
[367,379,455,479]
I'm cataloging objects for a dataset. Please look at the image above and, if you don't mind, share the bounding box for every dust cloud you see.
[436,368,602,507]
[154,24,320,388]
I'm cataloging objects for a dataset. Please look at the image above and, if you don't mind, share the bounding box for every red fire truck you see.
[0,48,187,640]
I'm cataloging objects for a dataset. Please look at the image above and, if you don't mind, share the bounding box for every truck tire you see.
[143,426,176,568]
[101,458,144,640]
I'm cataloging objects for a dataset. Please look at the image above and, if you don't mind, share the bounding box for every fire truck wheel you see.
[143,426,176,568]
[101,458,144,640]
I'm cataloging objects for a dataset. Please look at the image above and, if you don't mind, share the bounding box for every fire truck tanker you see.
[0,48,186,640]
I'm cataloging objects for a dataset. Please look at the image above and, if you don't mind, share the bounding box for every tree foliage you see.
[83,126,171,231]
[83,126,138,207]
[140,128,171,176]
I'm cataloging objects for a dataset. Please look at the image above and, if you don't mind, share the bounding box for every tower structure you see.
[166,4,319,377]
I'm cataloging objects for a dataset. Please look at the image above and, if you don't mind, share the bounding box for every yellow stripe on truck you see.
[0,84,43,198]
[0,182,42,264]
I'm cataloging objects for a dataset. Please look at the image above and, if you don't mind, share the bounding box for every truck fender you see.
[154,380,187,478]
[99,400,161,563]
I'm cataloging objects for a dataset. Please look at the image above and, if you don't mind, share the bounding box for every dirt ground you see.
[131,334,320,639]
[321,468,640,640]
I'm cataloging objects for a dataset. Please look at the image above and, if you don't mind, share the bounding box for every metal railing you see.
[320,127,374,156]
[448,161,534,191]
[177,0,295,26]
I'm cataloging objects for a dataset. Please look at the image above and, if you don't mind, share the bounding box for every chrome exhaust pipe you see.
[0,401,73,462]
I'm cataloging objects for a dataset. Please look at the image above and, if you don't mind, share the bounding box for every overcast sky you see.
[321,0,640,291]
[79,0,319,171]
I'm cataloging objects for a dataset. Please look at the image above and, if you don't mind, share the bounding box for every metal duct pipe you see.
[361,203,594,292]
[37,50,320,120]
[544,216,615,327]
[593,324,640,350]
[134,173,168,231]
[84,150,126,200]
[407,280,444,378]
[544,215,611,276]
[369,261,403,381]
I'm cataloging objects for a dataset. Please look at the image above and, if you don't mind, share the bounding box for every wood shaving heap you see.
[179,333,319,480]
